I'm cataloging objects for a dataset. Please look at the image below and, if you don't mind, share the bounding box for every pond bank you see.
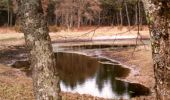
[0,45,155,100]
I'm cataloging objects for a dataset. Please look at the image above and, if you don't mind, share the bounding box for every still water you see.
[55,52,150,99]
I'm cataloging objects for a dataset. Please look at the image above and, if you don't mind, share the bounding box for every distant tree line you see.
[0,0,15,26]
[0,0,147,28]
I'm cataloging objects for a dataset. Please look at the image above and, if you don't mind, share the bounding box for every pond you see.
[10,42,150,99]
[55,52,150,99]
[12,51,150,99]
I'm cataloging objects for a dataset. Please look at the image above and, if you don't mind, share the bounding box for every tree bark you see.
[16,0,61,100]
[142,0,170,100]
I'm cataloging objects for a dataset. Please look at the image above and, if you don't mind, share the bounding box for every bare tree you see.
[16,0,61,99]
[142,0,170,100]
[124,1,130,27]
[55,0,101,28]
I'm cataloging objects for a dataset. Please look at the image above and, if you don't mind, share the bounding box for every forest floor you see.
[0,26,149,43]
[0,26,155,100]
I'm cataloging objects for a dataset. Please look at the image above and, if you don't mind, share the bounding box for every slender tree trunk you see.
[16,0,61,99]
[7,0,10,27]
[135,4,138,25]
[61,13,64,27]
[125,2,130,27]
[98,12,101,25]
[10,11,13,26]
[70,14,73,28]
[55,16,58,25]
[142,0,170,100]
[138,1,141,26]
[116,12,120,26]
[66,12,70,30]
[89,20,92,26]
[111,15,114,26]
[77,9,81,28]
[119,8,123,26]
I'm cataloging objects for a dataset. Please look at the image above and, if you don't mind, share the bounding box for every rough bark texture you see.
[142,0,170,100]
[16,0,61,100]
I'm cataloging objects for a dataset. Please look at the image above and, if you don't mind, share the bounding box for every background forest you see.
[0,0,147,28]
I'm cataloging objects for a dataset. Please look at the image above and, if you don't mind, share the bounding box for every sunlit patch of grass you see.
[49,25,64,32]
[0,33,24,42]
[0,65,34,100]
[0,81,34,100]
[0,37,24,42]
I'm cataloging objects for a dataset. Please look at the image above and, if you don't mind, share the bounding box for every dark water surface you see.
[55,52,150,99]
[11,51,150,99]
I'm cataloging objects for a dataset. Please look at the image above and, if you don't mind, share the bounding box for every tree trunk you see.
[135,4,138,25]
[116,12,120,26]
[77,9,81,28]
[125,2,130,27]
[10,11,13,26]
[142,0,170,100]
[138,1,141,26]
[7,0,10,27]
[98,12,101,25]
[70,14,73,28]
[66,12,70,30]
[16,0,61,100]
[119,8,123,26]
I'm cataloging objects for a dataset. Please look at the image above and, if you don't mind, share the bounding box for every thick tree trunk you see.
[16,0,61,100]
[142,0,170,100]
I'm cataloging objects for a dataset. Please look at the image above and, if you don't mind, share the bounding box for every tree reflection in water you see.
[55,52,150,99]
[12,52,150,99]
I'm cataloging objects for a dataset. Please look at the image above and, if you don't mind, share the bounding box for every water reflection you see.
[55,52,150,99]
[55,52,99,89]
[11,52,150,99]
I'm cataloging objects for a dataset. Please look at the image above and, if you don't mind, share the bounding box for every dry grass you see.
[0,64,34,100]
[0,64,107,100]
[0,33,23,41]
[0,27,17,34]
[0,26,149,41]
[50,26,149,41]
